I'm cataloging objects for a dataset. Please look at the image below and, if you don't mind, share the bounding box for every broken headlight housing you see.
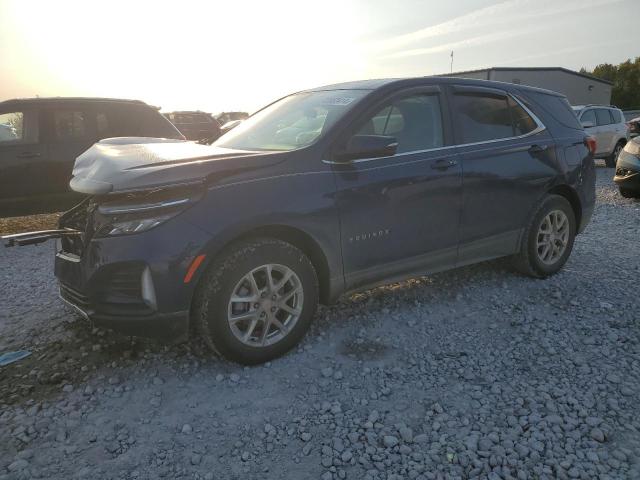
[94,182,204,237]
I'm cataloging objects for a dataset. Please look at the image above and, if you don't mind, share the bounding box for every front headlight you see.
[94,183,204,237]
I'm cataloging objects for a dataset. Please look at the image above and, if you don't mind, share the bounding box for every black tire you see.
[192,237,319,365]
[619,187,639,199]
[606,141,624,168]
[512,195,576,278]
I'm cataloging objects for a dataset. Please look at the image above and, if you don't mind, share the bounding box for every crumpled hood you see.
[70,137,280,194]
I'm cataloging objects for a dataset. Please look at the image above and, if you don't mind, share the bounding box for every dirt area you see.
[0,167,639,480]
[0,213,62,236]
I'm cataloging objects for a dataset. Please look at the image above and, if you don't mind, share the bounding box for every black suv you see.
[5,78,596,365]
[164,111,222,143]
[0,97,184,216]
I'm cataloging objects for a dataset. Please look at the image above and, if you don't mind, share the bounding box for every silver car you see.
[573,105,629,167]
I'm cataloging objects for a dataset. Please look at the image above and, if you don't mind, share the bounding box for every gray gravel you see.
[1,166,639,480]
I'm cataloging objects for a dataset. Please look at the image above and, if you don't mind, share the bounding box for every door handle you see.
[431,158,458,170]
[17,152,41,158]
[528,144,547,153]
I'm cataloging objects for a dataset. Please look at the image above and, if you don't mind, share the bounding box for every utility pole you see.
[450,51,454,74]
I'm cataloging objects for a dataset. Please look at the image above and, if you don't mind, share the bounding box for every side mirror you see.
[581,120,595,129]
[335,135,398,162]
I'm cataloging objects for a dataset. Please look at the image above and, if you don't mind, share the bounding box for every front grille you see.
[58,198,96,256]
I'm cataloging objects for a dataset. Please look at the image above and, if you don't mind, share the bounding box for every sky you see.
[0,0,638,114]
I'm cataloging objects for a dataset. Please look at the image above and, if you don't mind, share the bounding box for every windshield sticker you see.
[322,97,356,106]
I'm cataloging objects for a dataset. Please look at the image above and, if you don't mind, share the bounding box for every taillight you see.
[584,136,597,156]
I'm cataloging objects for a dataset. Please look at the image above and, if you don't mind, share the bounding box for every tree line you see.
[581,57,640,110]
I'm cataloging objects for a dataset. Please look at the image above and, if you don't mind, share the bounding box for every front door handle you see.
[17,152,41,158]
[528,144,547,153]
[431,158,458,170]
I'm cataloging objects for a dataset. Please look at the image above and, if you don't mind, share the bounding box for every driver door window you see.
[356,94,444,154]
[580,109,596,126]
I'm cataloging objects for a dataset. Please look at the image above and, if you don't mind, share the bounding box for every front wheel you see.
[192,238,319,365]
[513,195,576,278]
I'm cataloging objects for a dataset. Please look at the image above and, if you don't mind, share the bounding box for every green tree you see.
[583,57,640,109]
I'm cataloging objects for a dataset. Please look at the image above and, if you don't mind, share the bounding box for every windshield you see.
[214,89,369,151]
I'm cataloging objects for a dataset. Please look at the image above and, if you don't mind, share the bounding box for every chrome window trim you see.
[322,144,455,165]
[323,92,546,165]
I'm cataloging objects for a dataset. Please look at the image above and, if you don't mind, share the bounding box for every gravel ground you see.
[1,166,639,480]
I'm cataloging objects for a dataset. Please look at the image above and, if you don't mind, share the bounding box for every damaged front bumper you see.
[2,199,208,342]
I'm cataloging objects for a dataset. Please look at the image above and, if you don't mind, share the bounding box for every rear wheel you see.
[513,195,576,278]
[192,238,319,365]
[606,141,624,168]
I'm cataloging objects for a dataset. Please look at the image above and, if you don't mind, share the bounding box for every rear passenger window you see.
[509,99,537,136]
[453,93,513,143]
[356,94,444,153]
[595,109,613,126]
[54,111,86,140]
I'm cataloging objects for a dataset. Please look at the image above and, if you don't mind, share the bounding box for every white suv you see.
[573,105,629,167]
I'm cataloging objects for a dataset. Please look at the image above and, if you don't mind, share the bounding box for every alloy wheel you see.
[536,210,570,265]
[227,264,304,347]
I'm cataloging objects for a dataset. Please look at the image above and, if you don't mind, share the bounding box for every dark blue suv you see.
[5,77,596,364]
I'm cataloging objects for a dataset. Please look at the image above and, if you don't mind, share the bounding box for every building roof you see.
[447,67,614,85]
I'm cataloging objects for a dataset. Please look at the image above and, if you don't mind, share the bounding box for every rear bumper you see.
[614,153,640,190]
[614,171,640,190]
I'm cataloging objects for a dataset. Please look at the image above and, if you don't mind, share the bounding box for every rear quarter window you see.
[611,109,623,124]
[105,105,183,139]
[525,91,583,130]
[136,107,183,138]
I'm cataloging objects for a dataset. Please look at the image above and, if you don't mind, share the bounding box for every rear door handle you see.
[431,158,458,170]
[528,144,547,153]
[17,152,41,158]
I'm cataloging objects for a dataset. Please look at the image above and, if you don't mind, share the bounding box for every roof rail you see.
[579,104,619,109]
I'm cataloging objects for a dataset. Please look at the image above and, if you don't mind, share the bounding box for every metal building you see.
[446,67,613,106]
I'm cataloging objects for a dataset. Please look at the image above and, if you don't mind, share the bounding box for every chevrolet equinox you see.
[4,77,596,364]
